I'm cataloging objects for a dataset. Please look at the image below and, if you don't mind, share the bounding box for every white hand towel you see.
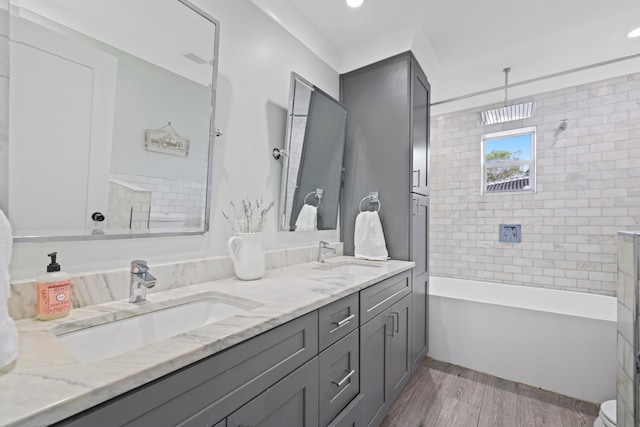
[354,211,388,261]
[295,204,317,232]
[0,209,18,369]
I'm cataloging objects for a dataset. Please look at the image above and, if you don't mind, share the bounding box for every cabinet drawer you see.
[327,394,364,427]
[360,271,411,325]
[57,312,318,427]
[319,293,359,351]
[319,330,360,427]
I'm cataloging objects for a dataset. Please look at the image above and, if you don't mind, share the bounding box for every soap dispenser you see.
[36,252,71,320]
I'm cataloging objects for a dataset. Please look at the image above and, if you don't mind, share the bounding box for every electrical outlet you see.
[499,224,521,243]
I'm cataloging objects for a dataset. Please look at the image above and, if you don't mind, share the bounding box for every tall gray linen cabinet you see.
[340,51,431,380]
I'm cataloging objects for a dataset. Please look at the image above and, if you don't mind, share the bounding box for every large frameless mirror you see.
[277,73,347,232]
[3,0,219,242]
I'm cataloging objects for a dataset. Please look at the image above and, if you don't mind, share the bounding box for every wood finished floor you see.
[381,358,599,427]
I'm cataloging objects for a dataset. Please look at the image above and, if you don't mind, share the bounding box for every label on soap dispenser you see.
[37,280,71,316]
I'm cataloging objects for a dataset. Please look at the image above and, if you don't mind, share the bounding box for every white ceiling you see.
[251,0,640,114]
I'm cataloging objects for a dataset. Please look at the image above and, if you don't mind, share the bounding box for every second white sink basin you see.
[57,297,257,362]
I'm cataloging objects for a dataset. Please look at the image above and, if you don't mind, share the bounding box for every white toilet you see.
[149,212,187,229]
[594,400,616,427]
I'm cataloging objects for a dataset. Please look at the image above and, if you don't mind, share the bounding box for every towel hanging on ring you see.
[354,211,388,261]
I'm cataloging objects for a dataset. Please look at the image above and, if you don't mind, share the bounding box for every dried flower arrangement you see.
[222,197,274,233]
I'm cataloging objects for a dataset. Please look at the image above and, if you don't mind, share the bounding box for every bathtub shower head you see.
[477,68,536,125]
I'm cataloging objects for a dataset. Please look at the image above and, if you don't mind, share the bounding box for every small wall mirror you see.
[3,0,219,241]
[277,73,347,232]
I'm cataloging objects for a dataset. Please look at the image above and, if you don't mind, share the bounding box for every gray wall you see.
[430,72,640,296]
[109,48,211,182]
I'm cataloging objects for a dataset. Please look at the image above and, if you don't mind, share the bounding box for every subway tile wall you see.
[111,172,206,227]
[107,179,151,229]
[430,73,640,295]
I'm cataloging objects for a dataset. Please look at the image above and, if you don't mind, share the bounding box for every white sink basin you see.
[315,260,383,274]
[57,298,256,362]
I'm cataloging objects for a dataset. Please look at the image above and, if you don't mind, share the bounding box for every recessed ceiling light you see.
[347,0,363,8]
[628,27,640,38]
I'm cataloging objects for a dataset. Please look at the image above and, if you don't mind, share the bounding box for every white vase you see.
[227,232,266,280]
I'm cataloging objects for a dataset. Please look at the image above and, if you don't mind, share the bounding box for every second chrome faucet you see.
[317,241,337,263]
[129,260,157,303]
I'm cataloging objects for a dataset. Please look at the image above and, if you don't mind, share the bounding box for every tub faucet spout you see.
[129,260,156,303]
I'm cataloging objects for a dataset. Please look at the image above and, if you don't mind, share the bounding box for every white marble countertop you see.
[0,257,413,427]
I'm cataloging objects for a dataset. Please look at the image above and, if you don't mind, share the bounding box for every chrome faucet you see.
[129,260,157,303]
[317,241,337,263]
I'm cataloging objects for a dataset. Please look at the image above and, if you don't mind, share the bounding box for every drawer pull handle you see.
[332,369,356,387]
[387,314,395,337]
[412,169,420,187]
[332,314,356,329]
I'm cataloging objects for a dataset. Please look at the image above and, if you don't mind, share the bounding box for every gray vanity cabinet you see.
[227,357,319,427]
[341,51,430,378]
[52,271,417,427]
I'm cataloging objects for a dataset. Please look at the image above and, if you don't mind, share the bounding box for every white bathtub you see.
[428,276,617,403]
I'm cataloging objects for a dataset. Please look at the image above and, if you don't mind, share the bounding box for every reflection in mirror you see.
[4,0,218,241]
[278,73,347,232]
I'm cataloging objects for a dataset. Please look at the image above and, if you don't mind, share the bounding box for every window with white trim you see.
[481,127,536,195]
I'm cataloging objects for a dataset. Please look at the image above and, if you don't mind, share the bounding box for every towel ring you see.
[358,195,381,213]
[303,191,322,207]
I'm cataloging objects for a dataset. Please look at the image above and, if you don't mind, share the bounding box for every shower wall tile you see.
[111,172,206,228]
[431,72,640,296]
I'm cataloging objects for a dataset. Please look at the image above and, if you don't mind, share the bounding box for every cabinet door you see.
[387,295,412,404]
[340,54,412,260]
[359,311,392,427]
[411,274,428,373]
[410,194,429,373]
[411,60,430,196]
[227,358,319,427]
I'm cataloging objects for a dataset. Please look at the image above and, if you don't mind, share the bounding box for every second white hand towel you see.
[295,204,318,231]
[354,211,388,261]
